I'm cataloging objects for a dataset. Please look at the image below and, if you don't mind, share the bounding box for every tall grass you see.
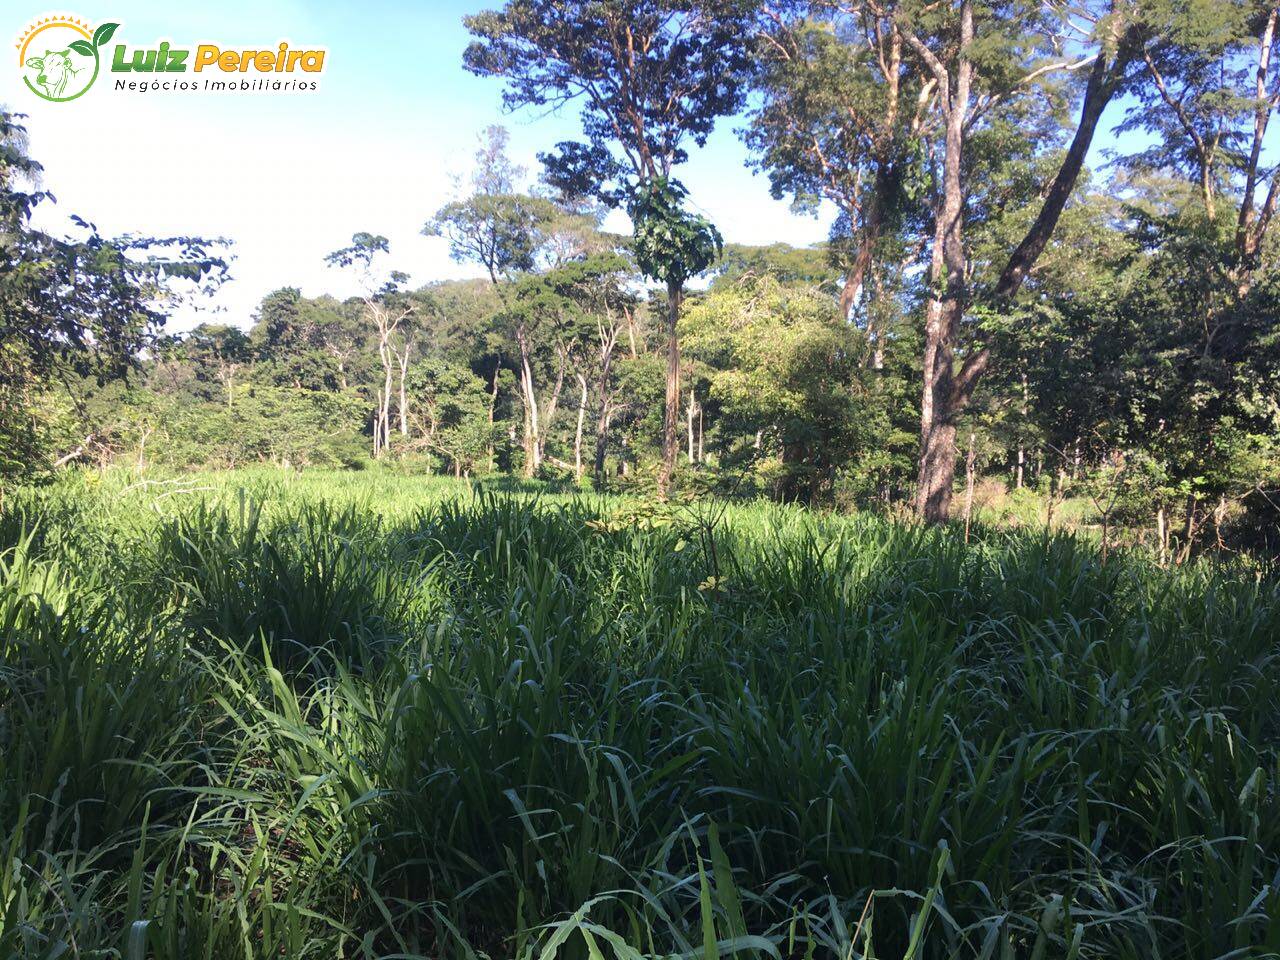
[1,469,1278,958]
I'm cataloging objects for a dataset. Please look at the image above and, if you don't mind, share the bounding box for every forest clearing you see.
[5,0,1280,956]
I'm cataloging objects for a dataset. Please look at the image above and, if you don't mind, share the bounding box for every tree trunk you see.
[914,51,968,524]
[658,278,682,499]
[573,373,587,481]
[382,366,393,453]
[687,388,696,463]
[1234,7,1278,292]
[593,407,612,479]
[1177,496,1199,565]
[377,319,395,458]
[625,306,638,358]
[904,1,1133,523]
[517,327,540,477]
[592,327,617,479]
[539,346,567,469]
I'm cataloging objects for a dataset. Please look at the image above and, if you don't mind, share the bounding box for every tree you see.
[628,177,723,493]
[522,250,636,479]
[0,109,229,478]
[324,233,413,458]
[463,0,754,495]
[406,357,498,475]
[1116,0,1279,285]
[747,4,935,323]
[880,0,1144,522]
[684,272,876,500]
[170,323,250,408]
[424,128,566,473]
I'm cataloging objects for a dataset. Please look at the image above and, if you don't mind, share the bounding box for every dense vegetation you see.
[1,471,1277,958]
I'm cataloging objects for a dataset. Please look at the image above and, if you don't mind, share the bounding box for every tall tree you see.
[425,127,563,473]
[882,0,1145,522]
[747,3,937,324]
[463,0,754,495]
[628,178,723,492]
[323,233,413,458]
[1118,0,1280,292]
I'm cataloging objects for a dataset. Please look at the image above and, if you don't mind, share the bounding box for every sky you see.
[4,0,838,331]
[2,1,1177,333]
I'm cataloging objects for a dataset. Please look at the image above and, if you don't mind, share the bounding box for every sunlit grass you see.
[2,468,1278,958]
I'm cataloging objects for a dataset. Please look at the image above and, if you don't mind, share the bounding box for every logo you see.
[17,14,326,101]
[18,15,118,101]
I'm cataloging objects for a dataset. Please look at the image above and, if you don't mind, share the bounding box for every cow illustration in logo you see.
[26,48,81,98]
[17,16,118,102]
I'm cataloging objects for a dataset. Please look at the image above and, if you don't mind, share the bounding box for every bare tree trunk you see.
[687,388,696,463]
[1235,7,1278,293]
[625,306,638,358]
[1016,372,1028,488]
[593,406,612,478]
[371,303,408,459]
[517,326,540,477]
[573,372,587,481]
[382,354,394,454]
[1177,496,1200,565]
[697,405,704,464]
[914,65,968,523]
[902,0,1134,523]
[222,362,236,410]
[377,326,389,457]
[539,346,568,469]
[658,278,682,499]
[1214,494,1228,550]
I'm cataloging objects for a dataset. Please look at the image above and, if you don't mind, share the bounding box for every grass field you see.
[2,468,1279,959]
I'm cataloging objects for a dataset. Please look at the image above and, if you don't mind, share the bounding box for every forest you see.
[3,1,1280,958]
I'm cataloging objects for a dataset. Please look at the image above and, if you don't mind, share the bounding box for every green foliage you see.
[0,110,229,480]
[628,177,722,287]
[406,357,499,472]
[683,274,875,500]
[177,385,368,469]
[425,193,562,283]
[463,0,755,192]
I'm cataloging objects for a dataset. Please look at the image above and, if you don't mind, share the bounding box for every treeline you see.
[4,0,1280,557]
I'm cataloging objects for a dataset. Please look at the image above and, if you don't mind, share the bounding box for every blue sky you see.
[4,1,1164,331]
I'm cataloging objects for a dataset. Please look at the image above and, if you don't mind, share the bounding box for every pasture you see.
[2,470,1278,958]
